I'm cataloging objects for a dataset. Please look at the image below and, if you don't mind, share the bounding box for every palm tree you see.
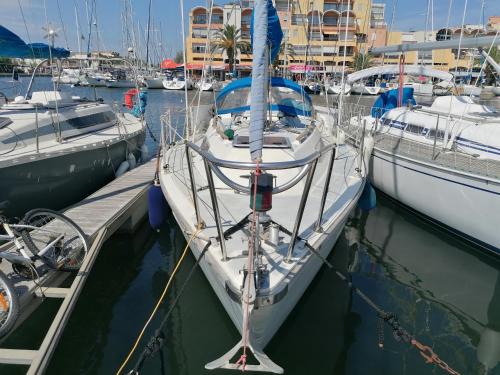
[353,53,373,71]
[211,24,250,73]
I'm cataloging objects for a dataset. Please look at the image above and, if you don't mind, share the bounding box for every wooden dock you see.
[0,158,156,373]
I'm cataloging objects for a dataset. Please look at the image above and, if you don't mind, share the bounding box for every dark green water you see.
[1,78,500,374]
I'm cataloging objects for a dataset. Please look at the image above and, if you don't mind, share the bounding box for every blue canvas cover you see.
[216,77,312,117]
[371,88,416,118]
[0,25,70,58]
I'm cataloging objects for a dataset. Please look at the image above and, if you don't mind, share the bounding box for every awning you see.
[0,25,70,59]
[160,58,180,69]
[289,64,323,73]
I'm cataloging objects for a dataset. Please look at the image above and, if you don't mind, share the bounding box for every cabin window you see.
[0,117,12,128]
[64,111,116,130]
[405,124,423,135]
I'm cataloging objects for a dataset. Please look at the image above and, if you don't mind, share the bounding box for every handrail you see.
[186,141,334,171]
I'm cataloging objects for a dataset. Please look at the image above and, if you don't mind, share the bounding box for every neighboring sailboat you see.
[158,0,369,372]
[344,39,500,254]
[0,26,147,218]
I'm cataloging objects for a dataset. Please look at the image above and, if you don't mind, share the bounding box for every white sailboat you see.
[158,0,370,372]
[162,75,193,90]
[344,37,500,254]
[325,81,351,95]
[196,77,221,91]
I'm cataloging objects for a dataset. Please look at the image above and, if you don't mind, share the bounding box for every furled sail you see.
[0,25,70,59]
[249,0,283,162]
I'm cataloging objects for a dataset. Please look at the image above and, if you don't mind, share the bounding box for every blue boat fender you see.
[148,180,169,230]
[358,182,377,211]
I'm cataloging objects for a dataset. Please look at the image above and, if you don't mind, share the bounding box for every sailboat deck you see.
[164,142,362,289]
[0,112,143,166]
[344,124,500,181]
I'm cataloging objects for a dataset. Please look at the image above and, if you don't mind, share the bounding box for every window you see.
[211,14,223,24]
[64,111,116,130]
[193,14,207,24]
[192,43,206,53]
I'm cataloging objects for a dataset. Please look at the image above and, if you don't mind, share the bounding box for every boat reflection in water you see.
[345,195,500,374]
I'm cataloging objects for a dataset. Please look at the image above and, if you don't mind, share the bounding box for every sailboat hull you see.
[163,176,359,348]
[368,147,500,254]
[0,132,145,218]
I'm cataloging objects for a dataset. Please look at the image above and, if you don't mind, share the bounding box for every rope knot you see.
[235,354,247,371]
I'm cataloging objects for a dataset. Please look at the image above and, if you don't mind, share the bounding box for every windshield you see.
[216,80,312,117]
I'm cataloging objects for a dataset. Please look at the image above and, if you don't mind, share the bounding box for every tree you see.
[353,53,373,71]
[273,41,295,69]
[174,51,184,64]
[483,47,499,85]
[211,24,250,73]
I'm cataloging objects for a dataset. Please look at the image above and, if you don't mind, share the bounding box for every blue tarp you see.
[250,0,283,62]
[0,25,70,58]
[371,88,416,118]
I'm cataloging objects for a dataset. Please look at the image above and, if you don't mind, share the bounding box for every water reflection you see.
[347,195,500,374]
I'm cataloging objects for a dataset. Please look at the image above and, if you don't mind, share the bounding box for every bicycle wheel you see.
[0,271,19,338]
[21,209,89,271]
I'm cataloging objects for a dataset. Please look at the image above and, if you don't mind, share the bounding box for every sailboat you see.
[0,26,146,218]
[158,0,370,372]
[345,36,500,254]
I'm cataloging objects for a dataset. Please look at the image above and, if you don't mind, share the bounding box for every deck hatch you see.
[233,135,291,149]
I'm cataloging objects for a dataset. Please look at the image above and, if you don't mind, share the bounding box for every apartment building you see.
[185,2,499,78]
[186,0,374,76]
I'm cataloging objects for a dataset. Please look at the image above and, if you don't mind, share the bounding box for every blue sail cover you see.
[250,0,283,63]
[0,25,70,58]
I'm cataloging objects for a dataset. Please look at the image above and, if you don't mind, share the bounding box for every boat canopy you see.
[215,77,312,117]
[0,26,70,59]
[347,65,453,84]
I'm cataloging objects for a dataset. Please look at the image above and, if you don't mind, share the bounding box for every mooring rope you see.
[115,228,201,375]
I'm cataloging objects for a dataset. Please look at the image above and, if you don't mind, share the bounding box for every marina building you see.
[185,2,499,78]
[186,0,374,76]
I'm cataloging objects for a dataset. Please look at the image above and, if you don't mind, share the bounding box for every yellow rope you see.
[115,228,201,375]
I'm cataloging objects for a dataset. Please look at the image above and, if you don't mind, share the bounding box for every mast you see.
[145,0,152,71]
[249,0,268,162]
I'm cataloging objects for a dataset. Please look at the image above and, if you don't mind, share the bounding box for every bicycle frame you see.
[1,223,64,261]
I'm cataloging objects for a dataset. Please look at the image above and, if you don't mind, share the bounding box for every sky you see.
[1,0,499,63]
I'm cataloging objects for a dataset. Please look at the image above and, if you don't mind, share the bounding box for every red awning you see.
[160,59,180,69]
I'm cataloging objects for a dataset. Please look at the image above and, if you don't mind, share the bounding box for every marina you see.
[0,0,500,374]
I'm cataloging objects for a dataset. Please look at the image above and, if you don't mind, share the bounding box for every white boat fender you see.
[140,144,149,162]
[477,327,500,371]
[115,160,130,177]
[362,134,375,175]
[127,153,137,169]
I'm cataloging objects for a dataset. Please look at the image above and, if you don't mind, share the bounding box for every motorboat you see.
[163,75,193,90]
[0,78,146,218]
[157,1,370,371]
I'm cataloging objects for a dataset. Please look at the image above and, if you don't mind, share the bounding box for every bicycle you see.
[0,208,89,276]
[0,270,19,338]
